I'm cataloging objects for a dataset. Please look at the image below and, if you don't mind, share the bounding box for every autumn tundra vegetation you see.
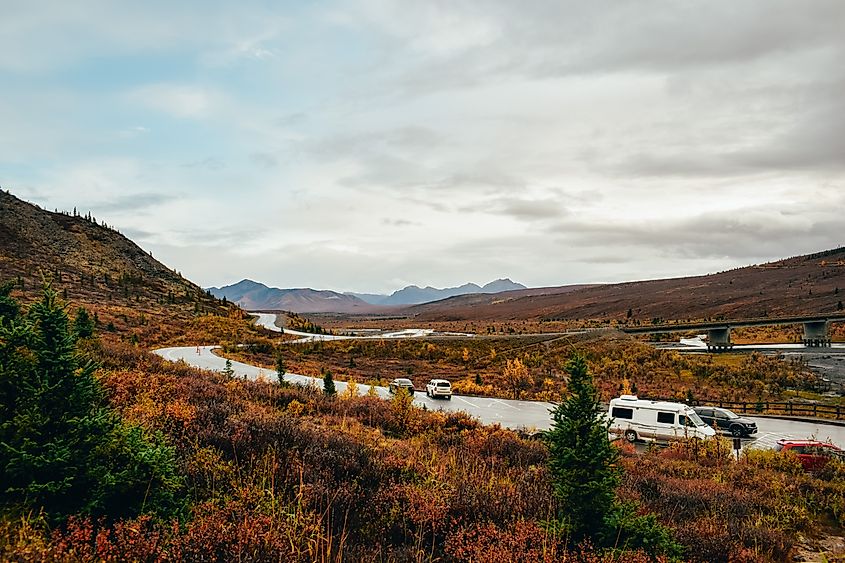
[223,326,835,410]
[2,283,845,562]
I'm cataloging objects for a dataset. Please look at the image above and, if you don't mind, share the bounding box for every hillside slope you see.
[406,249,845,322]
[0,190,244,343]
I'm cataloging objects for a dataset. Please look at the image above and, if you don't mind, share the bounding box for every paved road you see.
[153,345,845,449]
[154,345,554,430]
[662,337,845,353]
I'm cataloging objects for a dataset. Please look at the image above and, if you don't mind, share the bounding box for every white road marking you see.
[453,396,479,408]
[489,398,519,410]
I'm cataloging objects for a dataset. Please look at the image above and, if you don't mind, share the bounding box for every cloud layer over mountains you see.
[4,1,844,291]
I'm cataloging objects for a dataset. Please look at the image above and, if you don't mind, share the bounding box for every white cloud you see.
[4,1,845,293]
[127,84,222,120]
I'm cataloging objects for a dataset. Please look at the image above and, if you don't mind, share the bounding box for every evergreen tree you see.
[0,281,19,324]
[222,359,234,378]
[0,284,182,522]
[544,354,620,544]
[543,354,682,558]
[323,370,336,396]
[73,307,95,338]
[275,352,287,384]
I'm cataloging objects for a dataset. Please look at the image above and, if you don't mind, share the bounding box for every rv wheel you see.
[624,430,637,443]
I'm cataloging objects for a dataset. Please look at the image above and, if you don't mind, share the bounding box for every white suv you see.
[425,379,452,400]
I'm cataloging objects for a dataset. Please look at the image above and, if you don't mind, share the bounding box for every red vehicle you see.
[775,439,844,472]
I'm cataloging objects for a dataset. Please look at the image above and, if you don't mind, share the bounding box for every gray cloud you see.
[364,1,845,86]
[611,73,845,178]
[122,227,157,241]
[6,1,845,291]
[462,196,569,221]
[549,207,845,262]
[309,126,444,158]
[168,226,266,248]
[382,218,418,227]
[97,192,177,212]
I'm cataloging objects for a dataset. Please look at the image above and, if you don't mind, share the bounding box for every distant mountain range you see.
[207,279,375,313]
[208,278,528,312]
[347,278,527,305]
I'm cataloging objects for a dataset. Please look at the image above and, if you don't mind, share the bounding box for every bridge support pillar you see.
[706,327,733,352]
[803,320,830,347]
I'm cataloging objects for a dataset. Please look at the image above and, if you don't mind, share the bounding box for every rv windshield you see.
[687,411,706,427]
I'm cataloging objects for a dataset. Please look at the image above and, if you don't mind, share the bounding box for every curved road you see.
[153,315,845,450]
[155,345,552,430]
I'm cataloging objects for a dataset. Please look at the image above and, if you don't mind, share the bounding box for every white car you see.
[425,379,452,400]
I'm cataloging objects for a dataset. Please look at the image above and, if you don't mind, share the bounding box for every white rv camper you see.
[608,395,716,443]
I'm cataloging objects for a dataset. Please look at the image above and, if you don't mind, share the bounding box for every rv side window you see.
[656,411,675,424]
[612,407,633,420]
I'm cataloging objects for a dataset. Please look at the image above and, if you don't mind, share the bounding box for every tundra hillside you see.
[398,247,845,323]
[0,190,262,346]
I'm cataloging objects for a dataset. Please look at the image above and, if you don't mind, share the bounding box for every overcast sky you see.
[3,1,844,293]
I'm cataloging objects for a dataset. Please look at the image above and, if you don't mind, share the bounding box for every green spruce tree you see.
[0,283,182,522]
[323,369,336,396]
[0,281,19,323]
[544,354,683,558]
[544,354,620,545]
[275,351,287,384]
[73,307,95,338]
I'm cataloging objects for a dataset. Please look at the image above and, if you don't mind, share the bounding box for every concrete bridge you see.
[621,315,845,351]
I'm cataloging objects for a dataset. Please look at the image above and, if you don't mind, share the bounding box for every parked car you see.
[693,406,758,437]
[388,378,415,394]
[425,379,452,399]
[608,395,716,443]
[775,439,844,472]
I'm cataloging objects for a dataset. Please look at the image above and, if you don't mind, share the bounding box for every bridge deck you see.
[621,315,845,334]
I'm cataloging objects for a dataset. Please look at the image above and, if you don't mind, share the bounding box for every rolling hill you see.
[0,190,241,342]
[404,248,845,322]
